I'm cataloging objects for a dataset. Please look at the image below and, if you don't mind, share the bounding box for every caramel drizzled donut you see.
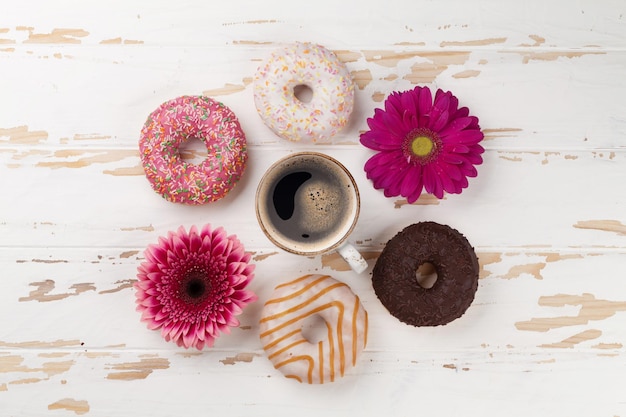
[259,274,368,383]
[372,222,479,326]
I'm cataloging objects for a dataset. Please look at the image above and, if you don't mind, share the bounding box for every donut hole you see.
[416,262,438,289]
[293,84,313,104]
[179,136,208,165]
[300,314,327,344]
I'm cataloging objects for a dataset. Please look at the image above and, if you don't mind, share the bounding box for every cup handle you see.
[337,242,368,274]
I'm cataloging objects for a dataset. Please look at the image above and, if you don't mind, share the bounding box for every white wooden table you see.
[1,1,625,415]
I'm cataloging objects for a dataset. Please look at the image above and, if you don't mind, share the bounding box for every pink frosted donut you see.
[253,42,354,142]
[139,96,247,204]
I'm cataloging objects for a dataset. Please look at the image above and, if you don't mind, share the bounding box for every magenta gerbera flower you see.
[360,86,484,203]
[134,225,256,350]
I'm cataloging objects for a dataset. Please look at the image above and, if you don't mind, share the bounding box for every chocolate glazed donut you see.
[372,222,479,326]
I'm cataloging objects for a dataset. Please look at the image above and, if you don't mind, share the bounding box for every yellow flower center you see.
[410,136,434,157]
[402,128,440,165]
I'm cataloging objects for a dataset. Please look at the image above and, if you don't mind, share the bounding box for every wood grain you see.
[1,0,625,416]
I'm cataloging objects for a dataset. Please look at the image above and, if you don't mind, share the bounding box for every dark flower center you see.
[402,128,441,165]
[180,266,211,304]
[186,278,206,299]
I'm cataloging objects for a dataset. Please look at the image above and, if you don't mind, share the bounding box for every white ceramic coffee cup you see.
[255,152,368,273]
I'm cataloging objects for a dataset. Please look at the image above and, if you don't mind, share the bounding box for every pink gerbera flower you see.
[360,86,484,203]
[134,225,256,350]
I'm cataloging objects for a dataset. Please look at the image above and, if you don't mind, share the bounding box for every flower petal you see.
[453,106,470,119]
[429,89,450,131]
[384,91,403,115]
[381,111,409,141]
[465,149,484,165]
[451,144,470,154]
[444,128,484,145]
[435,163,458,195]
[417,87,432,126]
[400,88,419,120]
[182,324,198,348]
[440,161,463,182]
[464,164,478,178]
[145,244,168,265]
[360,130,402,151]
[457,174,469,189]
[172,234,188,259]
[398,164,417,197]
[232,290,258,304]
[188,229,203,253]
[406,178,424,203]
[381,163,411,197]
[431,109,449,132]
[423,165,444,198]
[366,152,407,190]
[446,93,460,117]
[438,116,474,137]
[211,239,228,257]
[365,108,387,131]
[441,153,465,165]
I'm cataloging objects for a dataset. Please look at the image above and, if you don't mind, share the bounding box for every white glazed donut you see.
[259,274,368,384]
[253,42,355,142]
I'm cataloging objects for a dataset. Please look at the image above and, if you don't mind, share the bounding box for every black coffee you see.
[257,153,359,254]
[271,163,352,244]
[273,171,312,221]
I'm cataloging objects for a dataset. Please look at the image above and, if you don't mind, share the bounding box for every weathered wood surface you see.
[1,1,625,415]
